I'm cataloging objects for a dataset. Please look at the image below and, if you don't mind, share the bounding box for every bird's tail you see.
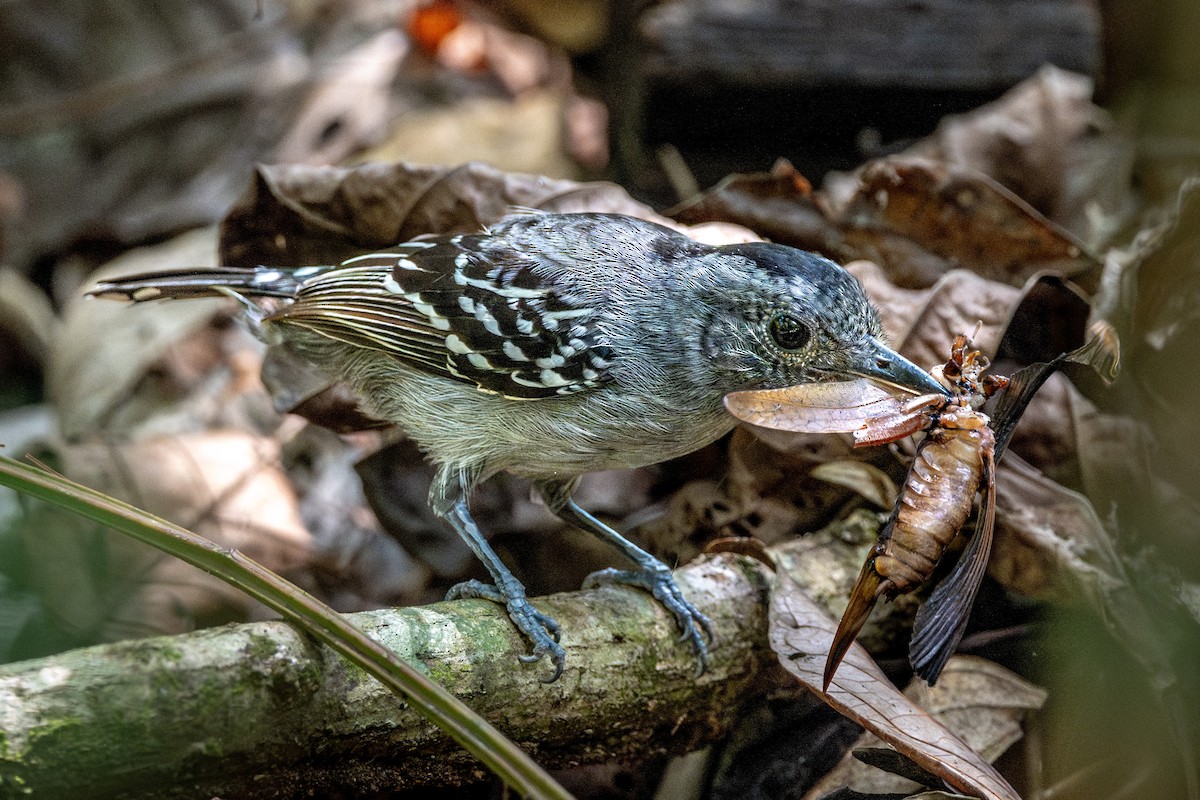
[87,266,331,303]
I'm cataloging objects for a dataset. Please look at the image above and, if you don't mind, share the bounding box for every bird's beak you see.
[848,338,949,396]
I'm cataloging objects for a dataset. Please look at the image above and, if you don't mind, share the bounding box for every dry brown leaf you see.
[992,456,1178,692]
[668,159,834,252]
[52,228,275,440]
[724,425,881,547]
[887,270,1019,368]
[0,269,55,368]
[903,65,1134,247]
[218,160,741,269]
[20,431,314,641]
[359,90,581,180]
[770,572,1022,800]
[671,154,1096,290]
[805,657,1045,798]
[810,461,899,510]
[280,424,426,609]
[831,157,1092,288]
[772,511,919,652]
[274,30,410,166]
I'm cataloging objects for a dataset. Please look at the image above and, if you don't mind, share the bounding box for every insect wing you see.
[724,380,903,433]
[908,441,997,684]
[987,354,1067,458]
[988,327,1116,458]
[823,550,885,691]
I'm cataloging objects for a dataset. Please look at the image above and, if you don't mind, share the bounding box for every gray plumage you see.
[91,211,945,680]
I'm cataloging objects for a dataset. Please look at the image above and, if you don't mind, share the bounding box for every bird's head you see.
[693,242,946,397]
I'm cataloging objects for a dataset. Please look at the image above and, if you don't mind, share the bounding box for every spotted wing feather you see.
[267,237,616,399]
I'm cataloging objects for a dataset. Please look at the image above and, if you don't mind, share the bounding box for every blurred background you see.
[1,1,1199,798]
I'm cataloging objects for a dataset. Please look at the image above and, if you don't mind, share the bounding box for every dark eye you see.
[769,313,811,350]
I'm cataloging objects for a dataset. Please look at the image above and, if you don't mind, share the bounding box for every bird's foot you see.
[446,578,566,682]
[583,565,714,674]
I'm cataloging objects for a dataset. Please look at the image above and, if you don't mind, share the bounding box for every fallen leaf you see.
[53,228,274,440]
[832,157,1093,288]
[274,31,409,166]
[991,456,1177,690]
[771,572,1022,800]
[20,431,314,640]
[810,461,899,510]
[671,155,1097,290]
[0,269,55,368]
[903,65,1134,247]
[219,160,752,269]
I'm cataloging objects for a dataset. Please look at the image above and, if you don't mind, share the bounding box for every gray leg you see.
[431,467,565,682]
[536,478,713,674]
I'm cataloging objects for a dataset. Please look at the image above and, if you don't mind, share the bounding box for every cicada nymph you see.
[725,335,1008,687]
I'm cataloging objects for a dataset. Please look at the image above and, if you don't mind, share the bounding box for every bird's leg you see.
[536,478,714,674]
[431,468,565,682]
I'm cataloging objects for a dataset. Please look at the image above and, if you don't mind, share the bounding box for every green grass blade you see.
[0,455,571,799]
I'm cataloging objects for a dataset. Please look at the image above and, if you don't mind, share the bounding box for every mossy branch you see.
[0,553,780,799]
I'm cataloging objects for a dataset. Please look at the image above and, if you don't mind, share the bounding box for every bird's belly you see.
[332,346,736,477]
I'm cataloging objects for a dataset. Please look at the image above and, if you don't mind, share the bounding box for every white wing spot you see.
[510,373,544,388]
[503,341,530,362]
[472,304,503,336]
[539,370,570,387]
[411,299,451,331]
[445,334,472,355]
[467,352,492,370]
[383,276,404,294]
[535,354,565,369]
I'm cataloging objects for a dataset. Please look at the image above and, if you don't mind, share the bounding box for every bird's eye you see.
[769,313,811,350]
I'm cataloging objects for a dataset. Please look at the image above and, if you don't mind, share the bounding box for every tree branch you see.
[0,520,891,799]
[0,558,772,797]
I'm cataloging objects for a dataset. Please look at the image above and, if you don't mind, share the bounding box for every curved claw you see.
[584,566,714,674]
[446,579,566,682]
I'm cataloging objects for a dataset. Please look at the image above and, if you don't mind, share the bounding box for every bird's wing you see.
[267,236,616,399]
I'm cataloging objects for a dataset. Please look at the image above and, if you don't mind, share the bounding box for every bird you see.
[90,211,946,681]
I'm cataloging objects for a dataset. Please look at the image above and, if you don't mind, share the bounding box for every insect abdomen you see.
[875,425,993,592]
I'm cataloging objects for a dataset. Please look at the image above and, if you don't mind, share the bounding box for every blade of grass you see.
[0,454,571,800]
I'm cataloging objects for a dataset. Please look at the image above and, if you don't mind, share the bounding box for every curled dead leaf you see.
[218,160,756,269]
[810,461,899,510]
[771,572,1022,800]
